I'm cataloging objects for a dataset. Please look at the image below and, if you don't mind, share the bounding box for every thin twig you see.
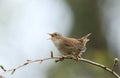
[80,58,120,78]
[0,54,120,78]
[112,58,119,71]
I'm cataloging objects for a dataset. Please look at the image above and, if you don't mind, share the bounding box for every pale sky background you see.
[0,0,73,78]
[0,0,120,78]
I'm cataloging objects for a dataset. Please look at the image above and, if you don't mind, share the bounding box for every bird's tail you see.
[78,33,91,46]
[84,33,91,39]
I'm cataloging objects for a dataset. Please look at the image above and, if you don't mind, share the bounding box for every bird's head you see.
[48,32,62,40]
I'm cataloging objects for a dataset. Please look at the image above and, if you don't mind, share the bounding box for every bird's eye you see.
[54,33,57,36]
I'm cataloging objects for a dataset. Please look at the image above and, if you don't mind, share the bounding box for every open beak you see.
[48,33,54,37]
[48,33,54,40]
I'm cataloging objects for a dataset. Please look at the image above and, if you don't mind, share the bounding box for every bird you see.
[49,32,91,59]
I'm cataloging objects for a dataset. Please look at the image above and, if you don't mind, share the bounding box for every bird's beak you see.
[48,33,54,40]
[48,33,54,37]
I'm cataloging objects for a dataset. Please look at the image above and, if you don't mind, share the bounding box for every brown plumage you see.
[49,32,91,57]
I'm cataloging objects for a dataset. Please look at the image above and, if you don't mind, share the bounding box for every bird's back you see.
[58,36,85,55]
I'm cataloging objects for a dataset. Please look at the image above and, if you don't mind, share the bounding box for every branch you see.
[80,58,120,78]
[0,52,120,78]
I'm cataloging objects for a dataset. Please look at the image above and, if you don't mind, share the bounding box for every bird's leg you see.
[72,53,81,61]
[55,54,74,62]
[55,56,64,62]
[60,54,74,60]
[55,55,68,62]
[59,55,65,61]
[73,55,81,61]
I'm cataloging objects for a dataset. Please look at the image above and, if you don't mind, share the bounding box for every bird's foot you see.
[55,57,64,63]
[55,54,74,62]
[73,55,81,61]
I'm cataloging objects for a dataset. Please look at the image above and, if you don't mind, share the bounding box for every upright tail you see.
[84,33,91,39]
[78,33,91,46]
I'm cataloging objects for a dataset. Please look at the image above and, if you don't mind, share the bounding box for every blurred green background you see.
[0,0,120,78]
[47,0,120,78]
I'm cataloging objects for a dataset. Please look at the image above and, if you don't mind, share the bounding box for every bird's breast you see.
[52,39,62,48]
